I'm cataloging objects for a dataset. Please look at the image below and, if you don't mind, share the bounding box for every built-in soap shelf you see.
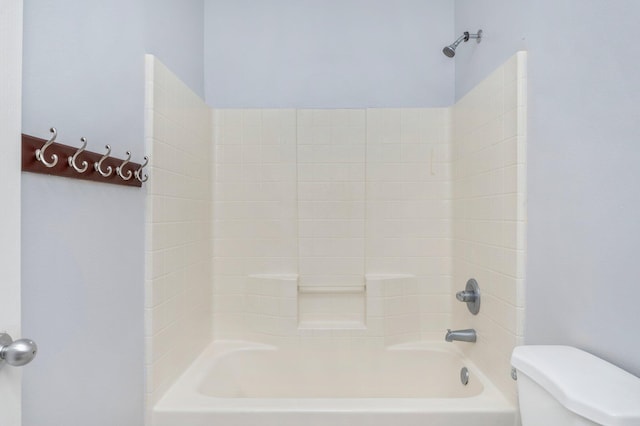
[245,273,416,332]
[298,286,365,294]
[297,283,366,330]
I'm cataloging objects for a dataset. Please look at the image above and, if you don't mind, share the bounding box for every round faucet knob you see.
[0,333,38,367]
[456,290,476,302]
[456,279,481,315]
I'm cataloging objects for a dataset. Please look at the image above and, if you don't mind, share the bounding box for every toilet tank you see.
[512,346,640,426]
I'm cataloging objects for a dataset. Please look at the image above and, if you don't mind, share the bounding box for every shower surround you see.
[145,52,527,424]
[212,107,452,345]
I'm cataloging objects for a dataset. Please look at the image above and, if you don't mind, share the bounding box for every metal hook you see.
[68,137,89,173]
[35,127,59,168]
[94,145,113,177]
[116,151,133,181]
[135,156,149,183]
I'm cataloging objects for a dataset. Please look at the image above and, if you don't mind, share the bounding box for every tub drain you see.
[460,367,469,386]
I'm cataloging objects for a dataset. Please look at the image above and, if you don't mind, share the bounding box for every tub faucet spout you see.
[445,329,476,343]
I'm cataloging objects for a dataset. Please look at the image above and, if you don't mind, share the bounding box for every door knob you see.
[0,333,38,366]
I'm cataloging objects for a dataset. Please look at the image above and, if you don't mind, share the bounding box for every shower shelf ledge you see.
[297,320,367,330]
[298,286,365,294]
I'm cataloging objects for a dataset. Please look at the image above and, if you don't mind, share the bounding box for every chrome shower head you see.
[442,30,482,58]
[443,34,467,58]
[442,45,457,58]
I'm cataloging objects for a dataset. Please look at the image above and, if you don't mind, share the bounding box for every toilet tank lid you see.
[512,345,640,426]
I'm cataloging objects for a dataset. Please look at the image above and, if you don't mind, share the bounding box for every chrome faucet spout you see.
[445,328,477,343]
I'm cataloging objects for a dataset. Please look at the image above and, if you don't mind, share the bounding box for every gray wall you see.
[204,0,454,108]
[145,0,205,97]
[456,0,640,376]
[453,0,525,100]
[21,1,204,425]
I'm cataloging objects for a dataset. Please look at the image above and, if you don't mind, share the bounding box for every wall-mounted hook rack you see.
[22,130,148,188]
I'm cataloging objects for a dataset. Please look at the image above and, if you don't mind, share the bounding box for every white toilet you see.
[511,345,640,426]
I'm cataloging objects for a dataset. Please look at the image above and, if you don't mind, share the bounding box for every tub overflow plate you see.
[460,367,469,386]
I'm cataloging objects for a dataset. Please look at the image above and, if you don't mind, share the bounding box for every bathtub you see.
[153,341,516,426]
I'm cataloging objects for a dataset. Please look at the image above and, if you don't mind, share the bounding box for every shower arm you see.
[450,34,468,48]
[448,30,482,50]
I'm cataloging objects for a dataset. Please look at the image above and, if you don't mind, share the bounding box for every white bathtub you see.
[153,341,516,426]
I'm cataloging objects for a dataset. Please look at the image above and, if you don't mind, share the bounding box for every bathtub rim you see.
[153,339,516,415]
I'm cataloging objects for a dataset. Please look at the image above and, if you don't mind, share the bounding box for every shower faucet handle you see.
[456,279,481,315]
[456,290,478,302]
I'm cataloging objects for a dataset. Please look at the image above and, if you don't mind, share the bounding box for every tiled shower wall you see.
[212,108,454,345]
[212,109,298,338]
[452,52,527,402]
[146,52,526,406]
[366,109,452,341]
[144,56,212,410]
[297,110,366,289]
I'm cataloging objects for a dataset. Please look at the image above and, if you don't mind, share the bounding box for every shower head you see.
[442,30,482,58]
[442,45,457,58]
[442,34,467,58]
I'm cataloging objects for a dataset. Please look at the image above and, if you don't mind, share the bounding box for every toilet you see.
[511,346,640,425]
